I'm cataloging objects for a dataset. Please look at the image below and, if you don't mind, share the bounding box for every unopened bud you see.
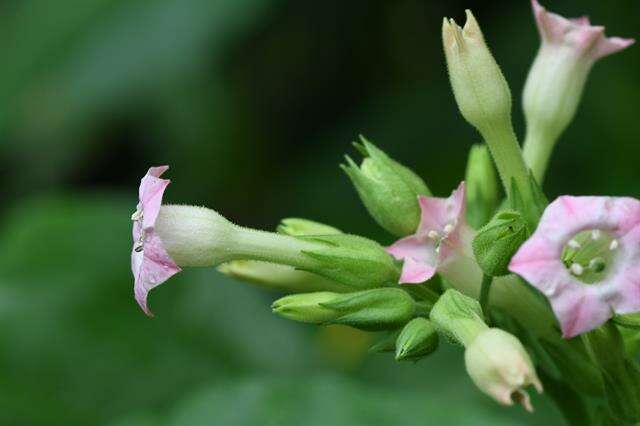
[465,144,499,228]
[442,10,512,137]
[341,136,430,236]
[465,328,543,412]
[472,210,529,277]
[395,317,439,362]
[430,289,487,346]
[271,292,340,323]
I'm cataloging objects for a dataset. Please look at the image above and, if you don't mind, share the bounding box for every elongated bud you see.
[218,261,349,293]
[472,210,529,277]
[155,205,399,290]
[522,0,635,182]
[443,10,533,216]
[271,292,340,323]
[277,218,342,236]
[272,288,416,331]
[341,136,430,236]
[395,317,439,362]
[465,144,499,228]
[442,10,511,137]
[430,289,487,346]
[465,328,543,412]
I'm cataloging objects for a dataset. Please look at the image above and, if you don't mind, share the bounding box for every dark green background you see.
[0,0,637,424]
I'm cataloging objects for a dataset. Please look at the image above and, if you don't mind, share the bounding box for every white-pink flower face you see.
[131,166,181,316]
[387,182,470,284]
[510,196,640,338]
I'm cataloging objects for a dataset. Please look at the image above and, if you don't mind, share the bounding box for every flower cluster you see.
[128,1,639,422]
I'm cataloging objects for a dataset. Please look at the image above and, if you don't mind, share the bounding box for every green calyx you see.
[297,233,400,290]
[395,317,439,362]
[472,210,529,277]
[341,136,430,237]
[277,218,342,236]
[430,289,488,347]
[272,288,417,331]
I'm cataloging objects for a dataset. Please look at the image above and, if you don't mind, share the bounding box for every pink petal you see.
[399,257,436,284]
[138,165,171,230]
[416,182,466,236]
[551,286,612,339]
[132,231,181,316]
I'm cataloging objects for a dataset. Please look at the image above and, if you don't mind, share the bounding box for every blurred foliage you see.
[0,0,637,424]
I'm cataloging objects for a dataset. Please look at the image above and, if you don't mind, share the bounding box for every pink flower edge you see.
[132,166,181,316]
[509,195,640,338]
[531,0,634,60]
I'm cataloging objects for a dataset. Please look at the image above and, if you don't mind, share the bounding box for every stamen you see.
[443,224,454,234]
[609,240,619,251]
[428,230,440,240]
[131,210,143,221]
[570,263,584,276]
[591,230,601,241]
[567,239,581,250]
[588,258,606,273]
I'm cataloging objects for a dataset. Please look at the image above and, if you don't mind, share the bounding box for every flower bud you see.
[522,0,635,182]
[472,210,529,277]
[429,289,487,347]
[465,328,543,412]
[395,317,439,362]
[272,288,416,331]
[442,10,512,137]
[465,144,499,228]
[341,136,430,236]
[218,260,349,293]
[277,218,342,236]
[298,233,400,290]
[271,292,340,323]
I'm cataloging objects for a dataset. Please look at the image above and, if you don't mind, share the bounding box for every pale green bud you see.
[272,288,416,331]
[341,136,430,236]
[271,292,339,323]
[472,210,529,277]
[465,144,499,229]
[277,218,342,236]
[430,289,487,347]
[217,260,349,293]
[395,317,439,362]
[442,11,512,137]
[321,288,416,331]
[465,328,543,412]
[298,233,400,290]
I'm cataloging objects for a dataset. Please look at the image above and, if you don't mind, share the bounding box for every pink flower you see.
[531,0,634,60]
[509,196,640,338]
[131,166,181,316]
[387,182,472,284]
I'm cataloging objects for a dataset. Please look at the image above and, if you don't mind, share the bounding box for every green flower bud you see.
[277,218,342,236]
[298,233,400,290]
[465,144,499,229]
[472,210,529,277]
[341,136,430,236]
[218,260,349,293]
[271,292,340,323]
[320,288,416,331]
[430,289,487,346]
[272,288,416,331]
[395,317,439,362]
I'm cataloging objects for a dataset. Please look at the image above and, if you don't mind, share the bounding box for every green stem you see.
[522,127,554,185]
[479,274,493,322]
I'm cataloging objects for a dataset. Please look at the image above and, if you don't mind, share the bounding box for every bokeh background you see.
[0,0,637,424]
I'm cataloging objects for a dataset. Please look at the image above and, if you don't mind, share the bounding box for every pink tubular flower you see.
[531,0,634,60]
[387,182,472,284]
[131,166,181,316]
[509,196,640,338]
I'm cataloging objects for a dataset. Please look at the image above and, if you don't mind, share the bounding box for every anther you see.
[567,239,581,250]
[588,258,606,273]
[570,263,584,276]
[443,223,454,234]
[131,210,143,221]
[609,240,619,251]
[428,230,440,240]
[591,230,601,241]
